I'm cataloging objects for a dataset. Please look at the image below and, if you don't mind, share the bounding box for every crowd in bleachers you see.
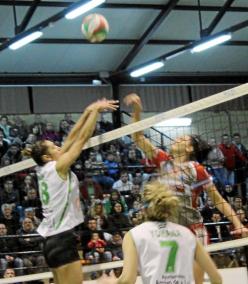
[0,113,248,280]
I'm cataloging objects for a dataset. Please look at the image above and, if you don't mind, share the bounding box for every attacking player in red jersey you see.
[124,93,248,284]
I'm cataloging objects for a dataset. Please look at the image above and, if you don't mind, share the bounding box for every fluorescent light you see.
[65,0,105,20]
[9,31,43,50]
[191,34,231,53]
[130,61,164,77]
[155,118,192,127]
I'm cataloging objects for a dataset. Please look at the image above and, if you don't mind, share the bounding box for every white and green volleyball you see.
[81,14,109,43]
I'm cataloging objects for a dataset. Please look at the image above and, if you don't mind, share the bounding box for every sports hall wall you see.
[0,84,248,145]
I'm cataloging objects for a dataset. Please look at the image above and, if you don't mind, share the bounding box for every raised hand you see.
[123,93,142,111]
[88,98,119,112]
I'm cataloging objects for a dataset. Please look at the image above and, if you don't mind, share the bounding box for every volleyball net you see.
[0,83,248,283]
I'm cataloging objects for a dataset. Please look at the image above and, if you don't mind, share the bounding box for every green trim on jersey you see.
[55,172,72,229]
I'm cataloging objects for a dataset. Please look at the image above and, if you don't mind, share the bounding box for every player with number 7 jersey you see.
[97,181,222,284]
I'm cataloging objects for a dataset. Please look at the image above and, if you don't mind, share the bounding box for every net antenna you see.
[0,83,247,178]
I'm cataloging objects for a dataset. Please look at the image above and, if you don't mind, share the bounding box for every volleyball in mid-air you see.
[81,13,109,43]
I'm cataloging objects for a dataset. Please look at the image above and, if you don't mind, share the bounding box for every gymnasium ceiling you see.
[0,0,248,85]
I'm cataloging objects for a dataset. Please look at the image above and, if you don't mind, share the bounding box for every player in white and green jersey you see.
[98,181,222,284]
[30,99,118,284]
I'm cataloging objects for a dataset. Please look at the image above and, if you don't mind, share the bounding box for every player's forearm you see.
[61,108,92,153]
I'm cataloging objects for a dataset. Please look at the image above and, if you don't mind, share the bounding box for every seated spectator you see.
[0,204,19,235]
[108,231,123,261]
[128,200,142,218]
[0,129,9,161]
[232,196,246,212]
[29,124,43,141]
[0,223,23,276]
[3,268,16,279]
[29,114,46,134]
[19,174,37,200]
[108,202,132,230]
[88,201,109,230]
[41,122,59,142]
[8,127,23,147]
[11,115,28,141]
[58,119,70,142]
[106,143,122,163]
[22,188,42,218]
[86,232,112,264]
[0,178,20,208]
[104,152,120,180]
[207,211,230,243]
[25,133,37,146]
[84,151,114,192]
[112,171,133,196]
[22,208,41,229]
[80,173,103,205]
[103,190,128,215]
[64,113,75,125]
[0,115,11,139]
[2,143,22,164]
[200,197,217,223]
[17,218,46,274]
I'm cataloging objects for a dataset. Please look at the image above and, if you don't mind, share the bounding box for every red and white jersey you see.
[152,149,213,208]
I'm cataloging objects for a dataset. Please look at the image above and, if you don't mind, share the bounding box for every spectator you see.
[3,268,16,278]
[88,201,109,230]
[128,200,142,218]
[103,190,128,215]
[104,152,120,180]
[87,232,112,264]
[206,138,225,189]
[0,179,20,208]
[22,188,42,220]
[29,124,43,141]
[232,133,248,204]
[207,211,230,243]
[8,127,23,147]
[112,171,133,196]
[17,218,46,274]
[200,197,217,223]
[125,182,142,209]
[64,113,75,125]
[2,143,22,164]
[29,114,46,135]
[219,134,247,189]
[11,116,28,141]
[0,204,19,235]
[0,223,23,276]
[80,173,103,204]
[41,122,59,142]
[0,129,9,160]
[84,151,114,192]
[108,231,123,261]
[108,202,131,230]
[232,196,246,212]
[58,119,70,142]
[0,115,11,139]
[23,208,41,229]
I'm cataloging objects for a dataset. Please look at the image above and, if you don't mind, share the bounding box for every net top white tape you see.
[0,83,247,178]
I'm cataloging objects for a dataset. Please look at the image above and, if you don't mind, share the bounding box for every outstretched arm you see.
[61,99,118,154]
[124,93,157,160]
[195,240,222,284]
[56,99,118,178]
[206,184,248,237]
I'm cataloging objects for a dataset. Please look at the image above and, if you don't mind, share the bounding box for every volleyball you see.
[81,13,109,43]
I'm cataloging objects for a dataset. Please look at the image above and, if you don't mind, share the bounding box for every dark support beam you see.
[203,0,235,35]
[17,0,41,33]
[0,73,247,85]
[112,19,248,79]
[111,83,122,128]
[0,1,248,12]
[1,37,248,46]
[27,86,34,113]
[116,0,180,71]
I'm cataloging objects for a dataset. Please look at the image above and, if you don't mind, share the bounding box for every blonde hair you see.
[143,181,179,222]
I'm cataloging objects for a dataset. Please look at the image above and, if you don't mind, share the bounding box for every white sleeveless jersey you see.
[130,221,196,284]
[36,161,84,237]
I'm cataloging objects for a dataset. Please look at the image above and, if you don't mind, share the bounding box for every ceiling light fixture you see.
[191,33,232,53]
[9,31,43,50]
[65,0,106,20]
[130,61,164,77]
